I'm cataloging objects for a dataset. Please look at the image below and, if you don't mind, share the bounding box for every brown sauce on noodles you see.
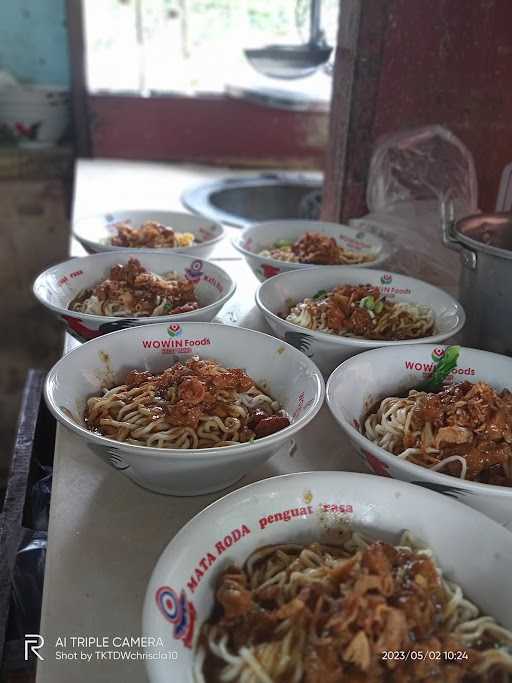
[69,258,200,317]
[84,356,290,449]
[110,221,195,248]
[260,232,375,266]
[285,284,434,341]
[365,381,512,487]
[196,535,512,682]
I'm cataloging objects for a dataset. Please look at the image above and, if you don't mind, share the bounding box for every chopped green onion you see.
[359,295,384,313]
[313,289,328,300]
[275,239,293,248]
[360,295,375,310]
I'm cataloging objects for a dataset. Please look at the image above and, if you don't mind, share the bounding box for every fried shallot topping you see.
[111,221,194,249]
[411,381,512,484]
[85,356,290,441]
[69,257,199,317]
[202,540,505,682]
[292,232,342,265]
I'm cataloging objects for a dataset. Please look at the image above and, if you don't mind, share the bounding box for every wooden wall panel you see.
[375,0,512,213]
[321,0,391,220]
[323,0,512,221]
[88,95,328,169]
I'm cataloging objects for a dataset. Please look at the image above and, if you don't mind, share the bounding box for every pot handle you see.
[441,201,461,251]
[440,201,477,269]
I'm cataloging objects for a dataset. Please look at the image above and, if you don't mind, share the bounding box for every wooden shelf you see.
[0,146,74,181]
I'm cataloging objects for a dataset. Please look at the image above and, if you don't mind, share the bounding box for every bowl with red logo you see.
[232,219,388,282]
[33,251,236,342]
[326,344,512,527]
[142,471,512,682]
[256,266,465,374]
[44,322,325,495]
[73,209,225,258]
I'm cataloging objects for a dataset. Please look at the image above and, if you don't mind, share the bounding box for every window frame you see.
[67,0,329,166]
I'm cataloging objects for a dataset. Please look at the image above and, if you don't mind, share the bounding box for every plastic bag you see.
[4,530,47,672]
[367,125,478,214]
[352,125,479,295]
[30,470,52,531]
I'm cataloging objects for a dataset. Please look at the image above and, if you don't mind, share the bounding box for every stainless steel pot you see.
[442,208,512,355]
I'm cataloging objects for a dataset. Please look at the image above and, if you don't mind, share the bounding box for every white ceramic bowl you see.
[326,344,512,528]
[142,471,512,683]
[73,210,225,258]
[256,266,465,374]
[232,219,388,281]
[45,323,324,495]
[0,85,70,146]
[0,101,70,146]
[33,251,236,342]
[0,84,69,106]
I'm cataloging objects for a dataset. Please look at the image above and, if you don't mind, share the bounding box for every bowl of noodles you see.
[232,219,388,281]
[34,251,236,342]
[326,344,512,527]
[142,471,512,683]
[44,322,324,495]
[73,209,225,258]
[256,266,465,374]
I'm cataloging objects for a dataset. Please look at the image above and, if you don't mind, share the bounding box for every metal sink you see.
[181,173,322,227]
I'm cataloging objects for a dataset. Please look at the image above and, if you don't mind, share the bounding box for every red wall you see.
[88,95,327,169]
[88,1,512,210]
[374,0,512,212]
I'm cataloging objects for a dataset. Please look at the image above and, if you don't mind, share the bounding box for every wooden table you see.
[36,159,365,683]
